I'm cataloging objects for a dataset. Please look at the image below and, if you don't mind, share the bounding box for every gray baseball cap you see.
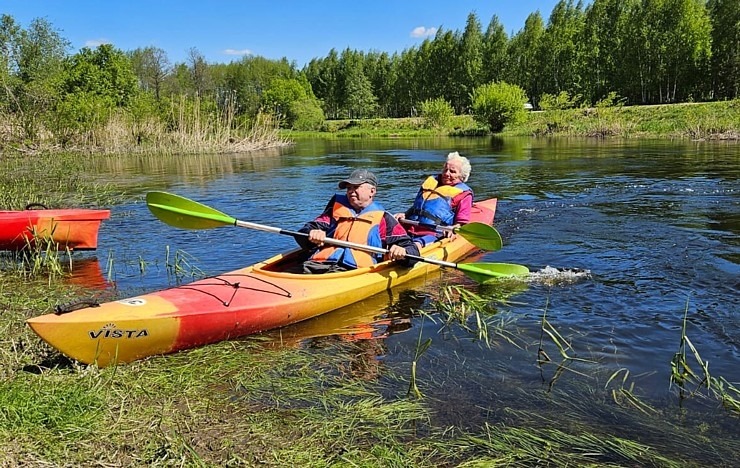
[338,169,378,188]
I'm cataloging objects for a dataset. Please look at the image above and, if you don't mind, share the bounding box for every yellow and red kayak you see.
[27,199,496,367]
[0,208,110,251]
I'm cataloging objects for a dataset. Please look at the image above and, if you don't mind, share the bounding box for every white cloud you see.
[410,26,437,38]
[223,48,253,56]
[85,39,111,47]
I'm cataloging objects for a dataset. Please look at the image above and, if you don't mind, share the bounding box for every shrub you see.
[539,91,584,110]
[420,98,454,129]
[595,92,626,109]
[50,92,115,145]
[289,98,326,131]
[471,82,528,133]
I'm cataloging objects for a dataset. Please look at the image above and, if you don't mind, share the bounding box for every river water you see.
[76,136,738,463]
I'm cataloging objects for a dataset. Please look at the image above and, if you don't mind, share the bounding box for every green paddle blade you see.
[457,222,503,251]
[458,262,530,283]
[146,191,236,229]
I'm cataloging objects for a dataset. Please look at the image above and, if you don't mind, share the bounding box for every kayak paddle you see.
[399,219,502,251]
[146,191,529,282]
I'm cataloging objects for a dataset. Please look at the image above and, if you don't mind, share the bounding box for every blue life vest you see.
[407,176,472,226]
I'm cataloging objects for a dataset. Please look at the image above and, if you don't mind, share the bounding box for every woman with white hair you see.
[395,151,473,248]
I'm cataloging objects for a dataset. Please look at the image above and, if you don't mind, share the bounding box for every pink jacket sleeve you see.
[452,191,473,224]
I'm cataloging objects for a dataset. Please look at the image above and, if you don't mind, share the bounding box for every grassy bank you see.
[0,271,701,466]
[285,100,740,140]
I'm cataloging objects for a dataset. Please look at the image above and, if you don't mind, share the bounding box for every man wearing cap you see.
[296,169,420,274]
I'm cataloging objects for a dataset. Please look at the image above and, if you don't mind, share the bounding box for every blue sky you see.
[3,1,563,67]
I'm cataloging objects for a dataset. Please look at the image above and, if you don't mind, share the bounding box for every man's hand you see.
[387,245,407,261]
[308,229,327,246]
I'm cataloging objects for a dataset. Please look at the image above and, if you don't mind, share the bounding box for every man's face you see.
[345,183,376,210]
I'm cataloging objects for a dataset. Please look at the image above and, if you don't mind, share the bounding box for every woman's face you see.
[440,160,464,185]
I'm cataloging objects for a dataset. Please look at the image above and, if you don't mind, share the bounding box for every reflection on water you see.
[261,274,437,346]
[67,257,110,290]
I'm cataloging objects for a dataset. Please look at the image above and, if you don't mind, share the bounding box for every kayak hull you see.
[0,209,110,251]
[27,199,496,366]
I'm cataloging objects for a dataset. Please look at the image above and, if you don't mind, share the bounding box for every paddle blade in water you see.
[457,222,503,251]
[146,191,235,230]
[458,262,530,283]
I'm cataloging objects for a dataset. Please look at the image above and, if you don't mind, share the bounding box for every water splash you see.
[526,265,591,286]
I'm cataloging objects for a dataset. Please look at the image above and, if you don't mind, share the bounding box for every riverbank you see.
[285,100,740,141]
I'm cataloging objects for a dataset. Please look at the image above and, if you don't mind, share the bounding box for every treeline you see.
[305,0,738,118]
[0,16,310,151]
[0,0,737,151]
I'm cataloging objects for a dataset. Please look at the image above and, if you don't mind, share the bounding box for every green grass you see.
[0,152,121,211]
[521,101,740,139]
[283,101,740,140]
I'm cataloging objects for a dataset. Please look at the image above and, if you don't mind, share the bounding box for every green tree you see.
[456,13,484,112]
[51,91,114,145]
[364,51,395,117]
[55,44,138,144]
[390,48,418,117]
[579,0,627,104]
[0,15,69,139]
[663,0,712,101]
[187,47,212,97]
[262,76,324,129]
[505,12,546,107]
[481,15,509,85]
[337,48,378,118]
[621,0,711,103]
[539,90,580,110]
[289,97,325,130]
[304,49,341,119]
[219,55,297,118]
[128,46,171,100]
[707,0,739,99]
[344,68,377,118]
[538,0,585,98]
[426,30,459,109]
[471,81,528,132]
[62,44,138,106]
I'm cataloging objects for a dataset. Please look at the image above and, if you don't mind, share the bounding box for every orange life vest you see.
[310,197,385,269]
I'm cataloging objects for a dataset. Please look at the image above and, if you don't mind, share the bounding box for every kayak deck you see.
[27,199,496,366]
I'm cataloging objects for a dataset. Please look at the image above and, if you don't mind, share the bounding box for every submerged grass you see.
[670,299,740,417]
[449,421,683,467]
